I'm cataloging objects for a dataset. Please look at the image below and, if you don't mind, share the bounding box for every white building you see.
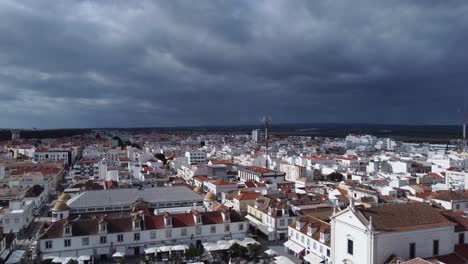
[38,209,248,260]
[286,216,331,264]
[2,200,35,234]
[252,129,265,142]
[185,151,207,165]
[331,202,456,264]
[238,166,286,184]
[279,163,307,182]
[34,149,70,165]
[445,170,468,190]
[431,190,468,212]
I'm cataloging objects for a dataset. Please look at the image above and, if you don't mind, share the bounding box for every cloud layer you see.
[1,0,467,128]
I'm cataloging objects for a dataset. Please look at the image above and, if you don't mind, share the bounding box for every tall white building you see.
[185,151,207,165]
[252,129,265,142]
[445,170,468,190]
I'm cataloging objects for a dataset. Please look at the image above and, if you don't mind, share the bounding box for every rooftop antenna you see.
[262,115,271,170]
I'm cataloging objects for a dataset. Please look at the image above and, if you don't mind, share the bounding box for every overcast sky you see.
[1,0,467,128]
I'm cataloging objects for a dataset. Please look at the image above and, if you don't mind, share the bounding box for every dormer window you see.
[222,212,231,223]
[282,208,288,216]
[307,226,312,236]
[64,226,71,235]
[100,222,107,232]
[320,232,325,242]
[164,216,172,227]
[196,215,201,223]
[268,207,272,215]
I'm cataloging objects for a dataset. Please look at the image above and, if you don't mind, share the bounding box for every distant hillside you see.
[0,129,90,141]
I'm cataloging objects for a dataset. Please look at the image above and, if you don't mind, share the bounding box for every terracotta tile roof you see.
[211,180,237,186]
[439,211,468,232]
[433,190,468,202]
[426,173,444,179]
[401,258,434,264]
[193,175,211,182]
[454,244,468,261]
[358,203,455,232]
[289,216,331,246]
[434,253,466,264]
[42,210,245,239]
[234,192,261,201]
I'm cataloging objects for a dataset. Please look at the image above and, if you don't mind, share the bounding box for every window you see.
[301,235,304,243]
[82,237,89,246]
[288,219,293,225]
[117,234,124,242]
[280,219,285,226]
[307,239,310,246]
[100,236,107,244]
[14,218,19,224]
[433,240,439,256]
[347,239,353,255]
[320,245,323,253]
[181,228,187,237]
[456,204,460,210]
[196,226,202,235]
[459,233,465,245]
[134,220,142,229]
[210,226,216,233]
[64,239,71,247]
[327,249,330,257]
[313,241,317,250]
[100,223,107,231]
[65,227,71,234]
[409,243,416,259]
[45,241,53,249]
[150,231,157,239]
[166,229,172,238]
[239,223,244,231]
[134,233,140,241]
[225,224,230,232]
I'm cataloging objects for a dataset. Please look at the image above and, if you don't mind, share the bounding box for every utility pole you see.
[262,115,271,170]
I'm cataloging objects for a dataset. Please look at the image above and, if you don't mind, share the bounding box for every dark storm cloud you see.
[0,0,467,128]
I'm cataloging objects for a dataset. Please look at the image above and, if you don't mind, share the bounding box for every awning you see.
[204,245,221,252]
[78,256,91,261]
[144,247,159,254]
[274,256,295,264]
[159,246,172,252]
[112,252,125,258]
[284,240,305,254]
[171,245,188,251]
[303,253,324,264]
[265,249,278,256]
[241,237,260,247]
[245,215,274,235]
[245,215,262,226]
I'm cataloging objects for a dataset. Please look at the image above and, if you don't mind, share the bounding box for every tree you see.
[246,243,262,259]
[327,172,344,182]
[229,243,248,259]
[185,247,204,260]
[118,258,128,264]
[66,259,79,264]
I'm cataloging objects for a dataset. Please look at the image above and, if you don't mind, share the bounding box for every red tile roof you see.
[234,192,261,201]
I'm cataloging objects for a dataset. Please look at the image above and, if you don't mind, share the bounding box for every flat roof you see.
[67,186,203,209]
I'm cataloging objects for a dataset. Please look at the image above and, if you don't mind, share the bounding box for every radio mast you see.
[262,115,271,169]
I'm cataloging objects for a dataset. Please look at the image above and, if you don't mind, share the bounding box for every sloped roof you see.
[358,203,454,232]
